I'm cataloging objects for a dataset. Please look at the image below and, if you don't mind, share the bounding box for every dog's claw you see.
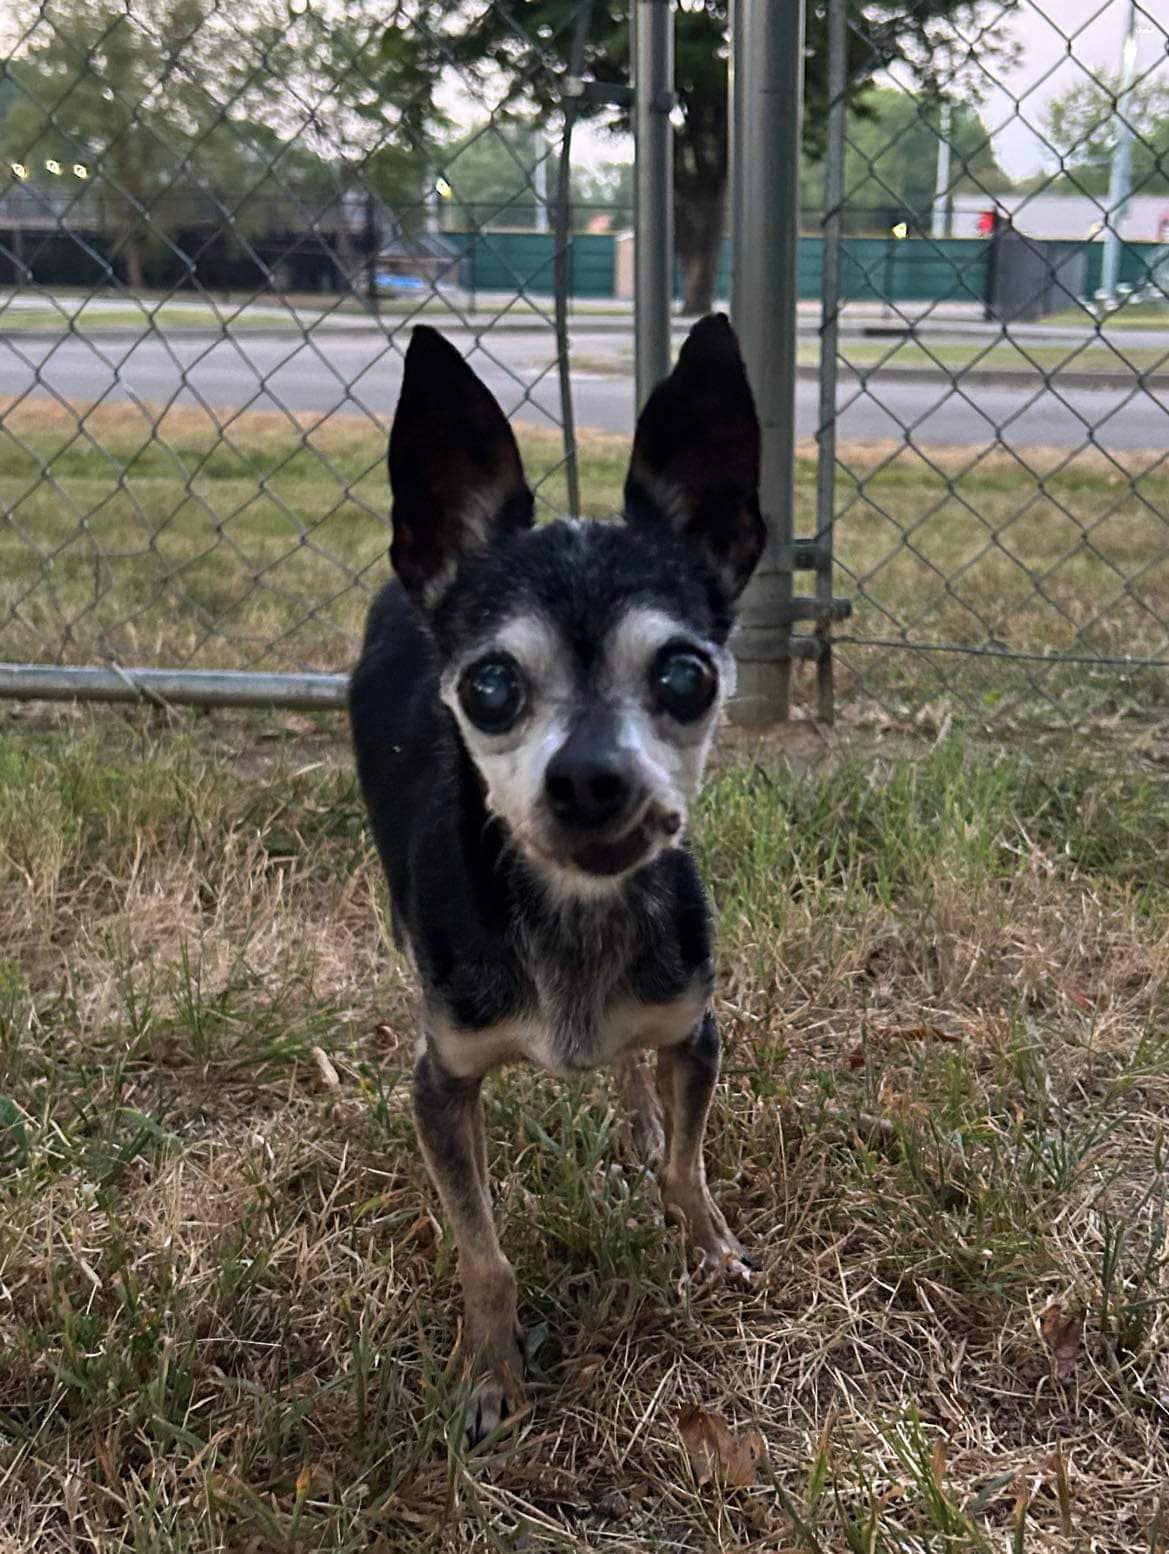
[464,1331,524,1448]
[467,1372,514,1447]
[687,1243,760,1289]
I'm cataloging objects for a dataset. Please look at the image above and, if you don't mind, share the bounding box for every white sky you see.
[586,0,1169,181]
[540,1,1169,184]
[974,0,1169,179]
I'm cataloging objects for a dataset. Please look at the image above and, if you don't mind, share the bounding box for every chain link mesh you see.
[0,0,608,694]
[812,0,1169,735]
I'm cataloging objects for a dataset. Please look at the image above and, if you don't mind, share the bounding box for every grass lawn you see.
[4,393,1169,1547]
[3,395,1169,726]
[828,337,1169,379]
[0,294,626,334]
[1,709,1168,1550]
[1047,302,1169,331]
[0,306,315,333]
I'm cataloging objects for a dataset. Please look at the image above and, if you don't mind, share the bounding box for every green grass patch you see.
[1,714,1167,1549]
[0,304,312,332]
[1047,299,1169,330]
[826,336,1169,377]
[4,395,1169,727]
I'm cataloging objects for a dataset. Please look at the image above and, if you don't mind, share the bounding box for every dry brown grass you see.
[2,706,1168,1550]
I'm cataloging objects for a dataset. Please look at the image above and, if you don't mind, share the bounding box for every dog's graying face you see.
[439,559,735,885]
[388,315,765,887]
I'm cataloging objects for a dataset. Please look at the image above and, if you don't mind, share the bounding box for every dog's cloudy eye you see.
[459,655,524,734]
[652,648,717,722]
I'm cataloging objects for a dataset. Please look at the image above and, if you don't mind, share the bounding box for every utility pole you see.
[930,99,952,241]
[534,133,550,233]
[1101,0,1138,301]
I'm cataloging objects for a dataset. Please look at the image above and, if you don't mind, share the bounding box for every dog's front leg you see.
[412,1044,523,1442]
[657,1012,757,1282]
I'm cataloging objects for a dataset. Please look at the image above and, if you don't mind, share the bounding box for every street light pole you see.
[930,99,952,241]
[1101,0,1138,302]
[534,134,550,234]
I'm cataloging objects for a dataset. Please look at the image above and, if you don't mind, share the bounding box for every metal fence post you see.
[813,0,848,724]
[633,0,674,410]
[553,0,595,520]
[728,0,745,309]
[728,0,804,724]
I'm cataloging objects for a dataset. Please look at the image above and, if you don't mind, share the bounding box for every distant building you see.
[952,191,1169,243]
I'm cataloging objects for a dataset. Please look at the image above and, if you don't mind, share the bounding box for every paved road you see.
[5,328,1169,451]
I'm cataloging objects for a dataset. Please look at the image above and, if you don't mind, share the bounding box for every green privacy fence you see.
[447,228,1167,307]
[1081,239,1167,295]
[445,229,616,298]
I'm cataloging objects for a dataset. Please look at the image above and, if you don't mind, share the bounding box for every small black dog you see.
[349,314,765,1440]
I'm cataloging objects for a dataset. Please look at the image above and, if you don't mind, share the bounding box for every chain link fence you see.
[4,0,1169,736]
[808,0,1169,736]
[0,0,605,706]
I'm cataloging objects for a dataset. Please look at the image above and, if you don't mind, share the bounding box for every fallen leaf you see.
[295,1462,313,1498]
[846,1044,866,1070]
[1041,1302,1084,1380]
[678,1404,764,1488]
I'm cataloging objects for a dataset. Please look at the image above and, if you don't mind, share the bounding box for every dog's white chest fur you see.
[430,979,706,1080]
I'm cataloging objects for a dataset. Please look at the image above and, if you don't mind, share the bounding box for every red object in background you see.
[977,209,997,236]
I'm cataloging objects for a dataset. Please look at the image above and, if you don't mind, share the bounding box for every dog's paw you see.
[463,1333,525,1449]
[466,1369,518,1447]
[684,1243,761,1292]
[708,1246,760,1286]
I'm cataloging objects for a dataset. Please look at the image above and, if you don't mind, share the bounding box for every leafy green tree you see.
[1044,74,1169,197]
[2,0,442,290]
[574,158,634,223]
[4,0,240,288]
[809,86,1008,231]
[435,119,632,231]
[439,120,553,229]
[242,2,443,222]
[444,0,1019,312]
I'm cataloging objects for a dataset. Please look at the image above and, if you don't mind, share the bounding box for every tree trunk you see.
[675,173,727,315]
[125,232,145,292]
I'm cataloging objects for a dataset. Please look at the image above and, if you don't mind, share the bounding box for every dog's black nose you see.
[545,728,635,831]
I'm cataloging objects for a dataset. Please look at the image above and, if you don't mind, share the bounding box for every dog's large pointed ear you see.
[624,314,765,600]
[389,327,534,604]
